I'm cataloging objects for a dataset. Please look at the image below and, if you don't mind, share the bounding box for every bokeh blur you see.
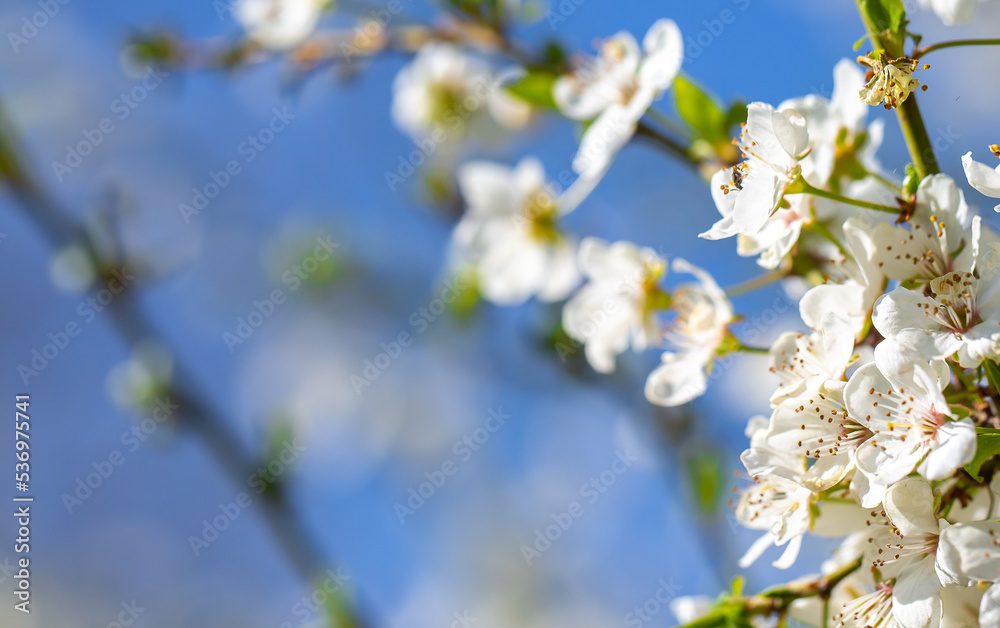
[2,0,1000,626]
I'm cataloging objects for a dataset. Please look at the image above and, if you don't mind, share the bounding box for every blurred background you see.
[1,0,1000,626]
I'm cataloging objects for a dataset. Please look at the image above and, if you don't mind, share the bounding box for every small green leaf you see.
[723,101,748,134]
[674,75,728,146]
[966,428,1000,481]
[507,70,558,109]
[861,0,906,33]
[950,405,972,421]
[685,444,724,516]
[985,359,1000,393]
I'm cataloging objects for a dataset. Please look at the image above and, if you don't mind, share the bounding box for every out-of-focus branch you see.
[0,100,374,628]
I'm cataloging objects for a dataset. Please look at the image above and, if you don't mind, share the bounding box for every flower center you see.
[922,271,982,334]
[522,189,561,243]
[834,582,894,628]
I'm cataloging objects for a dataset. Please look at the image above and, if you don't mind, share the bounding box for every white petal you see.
[962,151,1000,206]
[831,58,868,133]
[892,556,943,628]
[980,582,1000,628]
[644,352,708,406]
[638,19,683,90]
[884,477,939,536]
[918,419,976,481]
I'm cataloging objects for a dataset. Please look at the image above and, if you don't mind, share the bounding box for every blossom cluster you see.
[203,1,1000,625]
[382,11,1000,627]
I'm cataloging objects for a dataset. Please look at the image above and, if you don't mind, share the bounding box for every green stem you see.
[673,556,863,628]
[854,0,940,179]
[804,220,852,261]
[634,120,700,171]
[724,270,788,297]
[976,427,1000,435]
[793,178,900,214]
[915,38,1000,58]
[646,107,690,139]
[868,170,902,195]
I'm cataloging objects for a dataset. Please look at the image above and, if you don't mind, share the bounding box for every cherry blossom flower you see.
[873,217,1000,370]
[554,19,683,179]
[644,259,733,407]
[561,238,668,373]
[859,54,928,110]
[451,158,579,305]
[392,43,530,141]
[869,174,974,283]
[938,520,1000,628]
[235,0,325,50]
[843,361,976,507]
[962,146,1000,212]
[701,102,809,240]
[917,0,978,24]
[738,417,867,568]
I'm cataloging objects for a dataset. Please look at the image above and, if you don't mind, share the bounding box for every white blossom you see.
[644,259,732,407]
[701,102,809,240]
[554,19,683,179]
[235,0,324,50]
[392,43,530,141]
[451,158,579,305]
[562,238,668,373]
[917,0,978,24]
[843,361,976,507]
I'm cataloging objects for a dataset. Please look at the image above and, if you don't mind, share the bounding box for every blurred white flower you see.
[451,157,579,305]
[235,0,325,50]
[562,238,668,373]
[780,58,883,188]
[554,19,683,179]
[644,259,733,407]
[917,0,978,24]
[49,244,96,292]
[106,341,173,411]
[391,43,530,141]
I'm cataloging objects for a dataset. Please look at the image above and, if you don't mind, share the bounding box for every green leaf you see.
[685,444,724,516]
[723,101,748,134]
[674,75,728,146]
[507,70,558,109]
[984,358,1000,394]
[860,0,906,34]
[966,428,1000,481]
